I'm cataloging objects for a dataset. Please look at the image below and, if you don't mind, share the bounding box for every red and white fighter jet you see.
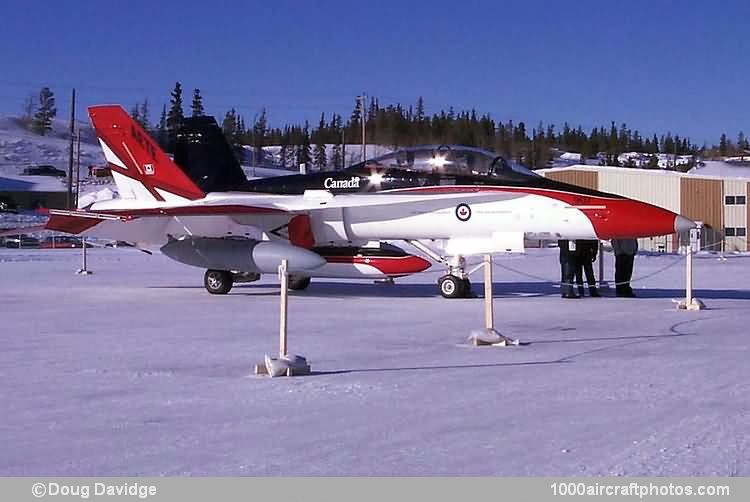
[43,105,695,297]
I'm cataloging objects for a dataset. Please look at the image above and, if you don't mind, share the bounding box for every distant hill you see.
[0,115,104,178]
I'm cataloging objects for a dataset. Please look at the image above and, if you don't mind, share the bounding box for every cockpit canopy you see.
[356,145,538,178]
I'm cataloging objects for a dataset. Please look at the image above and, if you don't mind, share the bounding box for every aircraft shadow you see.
[310,320,702,376]
[251,281,750,301]
[310,359,570,376]
[148,281,750,301]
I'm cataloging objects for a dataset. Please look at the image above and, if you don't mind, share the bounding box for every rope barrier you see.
[490,253,688,288]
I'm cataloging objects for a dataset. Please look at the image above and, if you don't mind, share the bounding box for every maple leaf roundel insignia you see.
[455,203,472,222]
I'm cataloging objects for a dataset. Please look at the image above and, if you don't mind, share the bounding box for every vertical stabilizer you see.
[89,105,205,202]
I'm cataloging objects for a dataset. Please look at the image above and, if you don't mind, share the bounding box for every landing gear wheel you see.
[204,269,233,295]
[438,274,464,299]
[288,276,311,291]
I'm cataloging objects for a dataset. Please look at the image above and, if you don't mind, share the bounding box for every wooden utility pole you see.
[358,93,366,162]
[67,88,76,209]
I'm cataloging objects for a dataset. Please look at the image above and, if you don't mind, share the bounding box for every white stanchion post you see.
[76,237,92,275]
[686,245,693,306]
[484,254,493,330]
[678,231,704,311]
[468,254,518,347]
[255,259,310,377]
[279,259,289,357]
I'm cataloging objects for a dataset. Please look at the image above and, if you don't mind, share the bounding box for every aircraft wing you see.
[44,190,521,245]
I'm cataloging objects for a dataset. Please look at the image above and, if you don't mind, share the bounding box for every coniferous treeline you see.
[123,82,749,170]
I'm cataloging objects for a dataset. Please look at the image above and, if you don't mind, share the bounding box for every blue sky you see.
[0,0,747,144]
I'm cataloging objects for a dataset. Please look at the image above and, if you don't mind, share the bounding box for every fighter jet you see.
[45,105,695,298]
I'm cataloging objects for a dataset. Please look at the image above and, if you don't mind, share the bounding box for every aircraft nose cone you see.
[674,215,696,233]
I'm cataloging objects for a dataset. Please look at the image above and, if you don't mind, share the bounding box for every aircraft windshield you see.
[358,146,538,179]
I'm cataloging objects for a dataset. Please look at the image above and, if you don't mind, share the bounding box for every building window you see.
[725,195,747,205]
[738,228,747,237]
[725,228,736,236]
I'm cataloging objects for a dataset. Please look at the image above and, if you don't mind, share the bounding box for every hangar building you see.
[539,162,750,252]
[0,175,67,210]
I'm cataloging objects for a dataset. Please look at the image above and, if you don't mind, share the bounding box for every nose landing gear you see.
[438,274,472,298]
[437,255,474,298]
[405,241,476,299]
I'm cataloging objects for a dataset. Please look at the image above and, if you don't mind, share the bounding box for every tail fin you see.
[174,116,248,192]
[89,105,205,202]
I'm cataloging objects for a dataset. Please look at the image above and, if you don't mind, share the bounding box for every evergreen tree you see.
[157,104,168,149]
[235,114,246,148]
[252,109,267,165]
[349,98,362,149]
[415,96,425,122]
[297,122,312,167]
[31,87,56,136]
[313,113,328,170]
[330,113,343,169]
[738,131,748,151]
[367,97,378,123]
[331,143,342,169]
[222,109,237,144]
[166,82,184,152]
[719,133,728,156]
[663,132,675,158]
[129,103,141,125]
[279,130,290,168]
[141,99,150,130]
[191,88,205,117]
[130,99,150,129]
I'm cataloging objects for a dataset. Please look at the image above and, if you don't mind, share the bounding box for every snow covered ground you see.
[1,248,748,476]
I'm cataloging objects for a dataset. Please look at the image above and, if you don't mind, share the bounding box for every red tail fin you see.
[89,105,204,201]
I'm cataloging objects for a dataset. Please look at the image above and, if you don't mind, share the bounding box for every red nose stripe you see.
[386,186,678,239]
[578,199,677,239]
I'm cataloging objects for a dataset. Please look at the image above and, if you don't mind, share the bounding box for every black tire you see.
[288,276,311,291]
[204,269,233,295]
[438,275,463,299]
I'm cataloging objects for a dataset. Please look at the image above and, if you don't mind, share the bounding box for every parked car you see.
[90,165,112,178]
[3,235,40,248]
[22,165,67,177]
[105,240,135,248]
[0,196,17,213]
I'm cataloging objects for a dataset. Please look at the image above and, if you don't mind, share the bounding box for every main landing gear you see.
[288,275,311,291]
[204,269,233,295]
[203,269,261,294]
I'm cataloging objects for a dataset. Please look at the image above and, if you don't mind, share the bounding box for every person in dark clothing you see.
[558,239,578,298]
[572,243,585,296]
[612,238,638,297]
[574,240,601,297]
